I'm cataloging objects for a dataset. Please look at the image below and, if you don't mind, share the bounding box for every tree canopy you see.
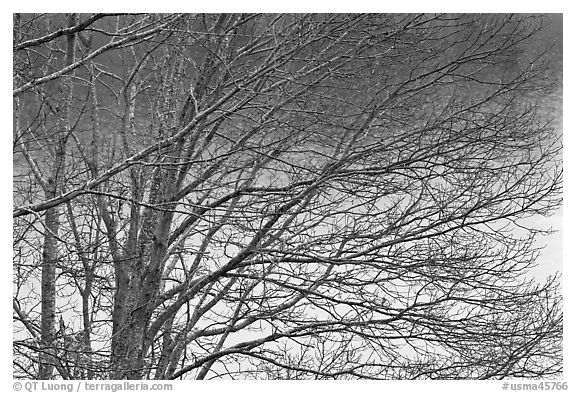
[13,13,562,380]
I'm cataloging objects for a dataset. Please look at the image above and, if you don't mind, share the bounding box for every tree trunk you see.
[38,13,77,379]
[38,197,58,379]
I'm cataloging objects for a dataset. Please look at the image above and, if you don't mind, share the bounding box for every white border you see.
[3,4,571,392]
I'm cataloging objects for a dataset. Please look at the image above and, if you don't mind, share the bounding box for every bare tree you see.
[13,13,562,380]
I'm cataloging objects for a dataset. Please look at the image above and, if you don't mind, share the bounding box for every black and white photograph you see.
[11,10,564,385]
